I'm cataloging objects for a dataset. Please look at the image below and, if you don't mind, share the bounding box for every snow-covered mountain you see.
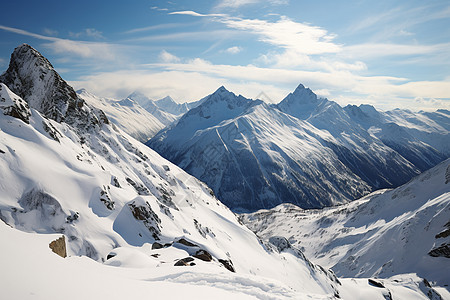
[125,91,178,126]
[77,89,166,142]
[242,158,450,288]
[149,87,373,211]
[148,84,448,211]
[3,44,439,299]
[126,91,205,122]
[277,84,436,189]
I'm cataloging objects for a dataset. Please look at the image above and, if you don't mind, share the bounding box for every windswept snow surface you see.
[242,159,450,288]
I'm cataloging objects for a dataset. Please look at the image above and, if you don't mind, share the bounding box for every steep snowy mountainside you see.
[278,84,426,189]
[154,95,190,116]
[77,89,165,142]
[149,87,370,211]
[0,44,345,298]
[242,159,450,287]
[126,91,178,126]
[345,105,449,166]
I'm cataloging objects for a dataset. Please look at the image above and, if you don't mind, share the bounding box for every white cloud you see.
[343,43,450,59]
[158,50,180,63]
[124,23,182,34]
[150,6,169,11]
[42,40,118,61]
[216,0,288,8]
[169,11,227,17]
[221,16,341,55]
[225,46,242,54]
[0,25,122,62]
[69,28,104,39]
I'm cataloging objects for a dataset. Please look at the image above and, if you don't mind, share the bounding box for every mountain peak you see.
[0,44,109,129]
[291,84,318,103]
[277,84,320,119]
[0,44,79,122]
[215,85,229,93]
[127,91,152,106]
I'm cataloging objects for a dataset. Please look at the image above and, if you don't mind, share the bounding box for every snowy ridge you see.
[77,88,165,142]
[242,158,450,287]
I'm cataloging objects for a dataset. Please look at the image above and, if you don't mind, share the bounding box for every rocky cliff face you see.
[0,44,109,133]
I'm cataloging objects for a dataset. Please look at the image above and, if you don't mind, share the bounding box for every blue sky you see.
[0,0,449,110]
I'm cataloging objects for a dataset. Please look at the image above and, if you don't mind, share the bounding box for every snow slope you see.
[242,159,450,287]
[77,88,166,142]
[149,87,371,211]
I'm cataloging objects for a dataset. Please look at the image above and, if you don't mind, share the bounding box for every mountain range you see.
[148,84,448,211]
[0,44,448,299]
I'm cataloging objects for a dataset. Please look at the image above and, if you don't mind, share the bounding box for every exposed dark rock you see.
[174,257,195,266]
[126,177,150,195]
[152,242,163,250]
[128,200,161,240]
[428,243,450,258]
[111,176,121,188]
[194,219,215,238]
[218,259,235,272]
[193,249,213,262]
[269,236,291,252]
[66,212,79,223]
[0,83,31,123]
[42,120,61,142]
[435,221,450,239]
[49,236,67,258]
[368,278,385,288]
[106,253,116,260]
[100,187,115,210]
[176,238,198,247]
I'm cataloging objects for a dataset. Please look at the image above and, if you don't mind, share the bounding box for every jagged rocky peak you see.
[0,44,109,130]
[277,84,322,119]
[284,84,318,104]
[0,44,83,123]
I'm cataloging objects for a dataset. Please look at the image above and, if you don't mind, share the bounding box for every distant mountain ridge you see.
[149,84,449,211]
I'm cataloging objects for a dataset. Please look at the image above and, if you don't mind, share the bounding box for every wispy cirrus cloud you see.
[0,25,120,62]
[69,28,104,40]
[124,23,185,34]
[216,0,288,9]
[168,11,227,17]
